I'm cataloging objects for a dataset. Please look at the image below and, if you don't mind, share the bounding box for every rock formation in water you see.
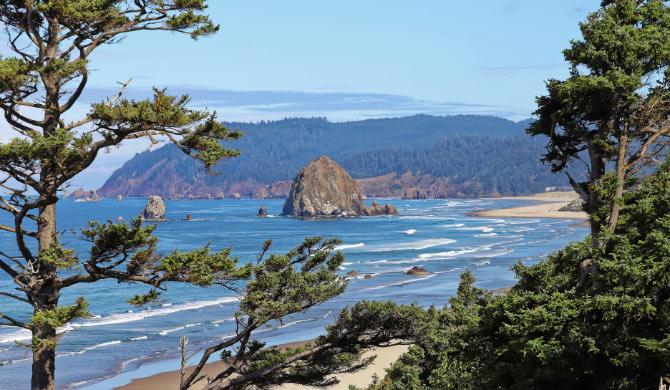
[366,201,399,216]
[406,266,430,276]
[257,205,268,218]
[282,156,397,218]
[142,195,167,221]
[65,188,100,202]
[402,187,428,200]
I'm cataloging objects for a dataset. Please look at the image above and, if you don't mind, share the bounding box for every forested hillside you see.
[98,115,569,198]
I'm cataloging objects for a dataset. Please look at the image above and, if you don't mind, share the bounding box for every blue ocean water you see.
[0,198,587,389]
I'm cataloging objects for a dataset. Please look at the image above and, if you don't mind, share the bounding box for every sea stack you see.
[282,156,397,218]
[257,205,268,218]
[142,195,167,221]
[66,188,100,202]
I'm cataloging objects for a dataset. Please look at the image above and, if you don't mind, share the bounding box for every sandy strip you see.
[117,343,408,390]
[473,191,588,220]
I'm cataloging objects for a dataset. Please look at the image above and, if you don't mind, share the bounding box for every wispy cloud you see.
[79,86,527,121]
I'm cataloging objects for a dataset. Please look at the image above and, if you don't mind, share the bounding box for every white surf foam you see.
[417,248,479,259]
[363,273,437,291]
[366,238,456,252]
[70,297,239,329]
[403,229,417,235]
[457,226,495,233]
[0,329,31,344]
[158,322,202,336]
[59,340,123,357]
[440,223,465,228]
[335,243,366,250]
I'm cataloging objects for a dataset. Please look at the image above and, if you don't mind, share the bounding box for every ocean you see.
[0,198,587,389]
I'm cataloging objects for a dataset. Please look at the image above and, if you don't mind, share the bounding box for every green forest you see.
[99,115,569,197]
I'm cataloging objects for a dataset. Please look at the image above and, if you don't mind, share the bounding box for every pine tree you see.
[529,0,670,244]
[0,2,246,389]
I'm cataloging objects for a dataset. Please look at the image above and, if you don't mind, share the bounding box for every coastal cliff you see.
[282,156,397,217]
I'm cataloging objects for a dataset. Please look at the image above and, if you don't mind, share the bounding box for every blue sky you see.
[84,0,599,121]
[2,0,603,188]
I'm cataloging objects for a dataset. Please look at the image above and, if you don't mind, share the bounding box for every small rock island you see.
[282,156,398,218]
[142,195,167,221]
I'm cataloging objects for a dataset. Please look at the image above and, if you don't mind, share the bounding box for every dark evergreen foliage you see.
[101,115,571,196]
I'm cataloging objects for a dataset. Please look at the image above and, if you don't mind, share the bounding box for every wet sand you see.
[474,192,588,220]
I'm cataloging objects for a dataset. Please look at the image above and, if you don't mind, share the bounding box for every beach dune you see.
[118,344,408,390]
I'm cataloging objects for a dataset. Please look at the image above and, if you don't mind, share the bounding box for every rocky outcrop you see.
[257,205,268,218]
[66,188,100,202]
[406,266,430,276]
[142,196,166,221]
[559,198,585,212]
[282,156,397,218]
[365,201,398,216]
[403,187,428,200]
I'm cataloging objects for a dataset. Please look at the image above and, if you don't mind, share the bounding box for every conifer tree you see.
[529,0,670,243]
[0,2,247,389]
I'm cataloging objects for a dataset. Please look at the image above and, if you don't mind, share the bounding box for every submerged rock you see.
[406,266,430,276]
[257,205,268,218]
[282,156,397,218]
[142,195,166,221]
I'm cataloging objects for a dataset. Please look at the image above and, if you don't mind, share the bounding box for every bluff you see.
[282,156,397,218]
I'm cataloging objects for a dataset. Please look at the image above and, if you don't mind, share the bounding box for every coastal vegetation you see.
[0,2,245,390]
[1,0,670,389]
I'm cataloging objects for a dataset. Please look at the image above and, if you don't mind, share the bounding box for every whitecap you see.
[363,273,437,291]
[403,229,417,235]
[440,223,465,228]
[366,238,456,252]
[335,243,365,250]
[158,322,202,336]
[70,297,239,329]
[457,226,494,233]
[59,340,123,357]
[417,248,479,259]
[0,329,31,344]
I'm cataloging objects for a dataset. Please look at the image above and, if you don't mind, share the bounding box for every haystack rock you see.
[142,195,166,221]
[282,156,397,218]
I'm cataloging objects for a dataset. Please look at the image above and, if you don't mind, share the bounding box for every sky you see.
[1,0,602,188]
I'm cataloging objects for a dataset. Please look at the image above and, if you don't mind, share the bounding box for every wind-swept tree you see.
[0,2,247,389]
[178,240,422,390]
[529,0,670,243]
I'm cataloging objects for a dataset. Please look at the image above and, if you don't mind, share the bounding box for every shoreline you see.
[116,341,408,390]
[473,192,587,220]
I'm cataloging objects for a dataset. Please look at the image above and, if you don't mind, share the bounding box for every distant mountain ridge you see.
[98,115,569,199]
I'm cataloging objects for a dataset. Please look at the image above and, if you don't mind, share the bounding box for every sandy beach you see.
[473,191,588,220]
[117,343,408,390]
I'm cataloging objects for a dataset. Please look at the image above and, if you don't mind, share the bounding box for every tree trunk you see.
[32,195,59,390]
[31,322,57,390]
[588,146,606,248]
[608,133,629,232]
